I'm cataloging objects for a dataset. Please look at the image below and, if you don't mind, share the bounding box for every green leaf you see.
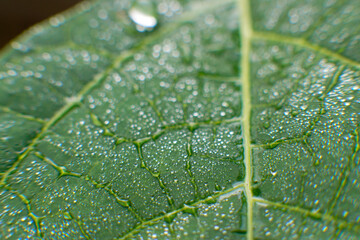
[0,0,359,239]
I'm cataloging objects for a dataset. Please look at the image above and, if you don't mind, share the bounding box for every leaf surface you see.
[0,0,359,239]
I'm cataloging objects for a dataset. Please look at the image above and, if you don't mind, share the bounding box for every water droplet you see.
[63,212,73,220]
[291,110,299,116]
[263,121,270,129]
[129,0,157,32]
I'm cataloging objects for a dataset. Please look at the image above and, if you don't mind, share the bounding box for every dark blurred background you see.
[0,0,83,49]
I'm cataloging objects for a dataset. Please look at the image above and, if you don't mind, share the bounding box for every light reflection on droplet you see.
[129,6,157,32]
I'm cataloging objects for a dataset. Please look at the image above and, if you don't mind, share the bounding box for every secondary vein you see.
[252,31,360,69]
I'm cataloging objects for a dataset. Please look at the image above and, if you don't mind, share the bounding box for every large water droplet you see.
[129,0,157,32]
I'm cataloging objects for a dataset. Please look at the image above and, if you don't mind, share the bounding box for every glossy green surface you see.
[0,0,359,239]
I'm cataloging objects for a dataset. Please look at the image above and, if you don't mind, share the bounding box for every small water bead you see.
[11,41,29,52]
[49,15,65,27]
[157,1,181,17]
[7,70,17,76]
[98,9,108,20]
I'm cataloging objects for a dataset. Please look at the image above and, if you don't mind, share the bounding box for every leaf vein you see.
[118,183,245,239]
[253,31,360,68]
[253,197,360,233]
[238,0,253,239]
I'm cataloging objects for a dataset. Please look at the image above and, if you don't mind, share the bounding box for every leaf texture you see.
[0,0,359,239]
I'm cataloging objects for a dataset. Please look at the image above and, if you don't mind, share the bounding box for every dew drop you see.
[129,0,157,32]
[291,110,299,116]
[263,121,270,129]
[63,212,73,220]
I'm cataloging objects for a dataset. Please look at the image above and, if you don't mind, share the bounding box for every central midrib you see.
[238,0,254,239]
